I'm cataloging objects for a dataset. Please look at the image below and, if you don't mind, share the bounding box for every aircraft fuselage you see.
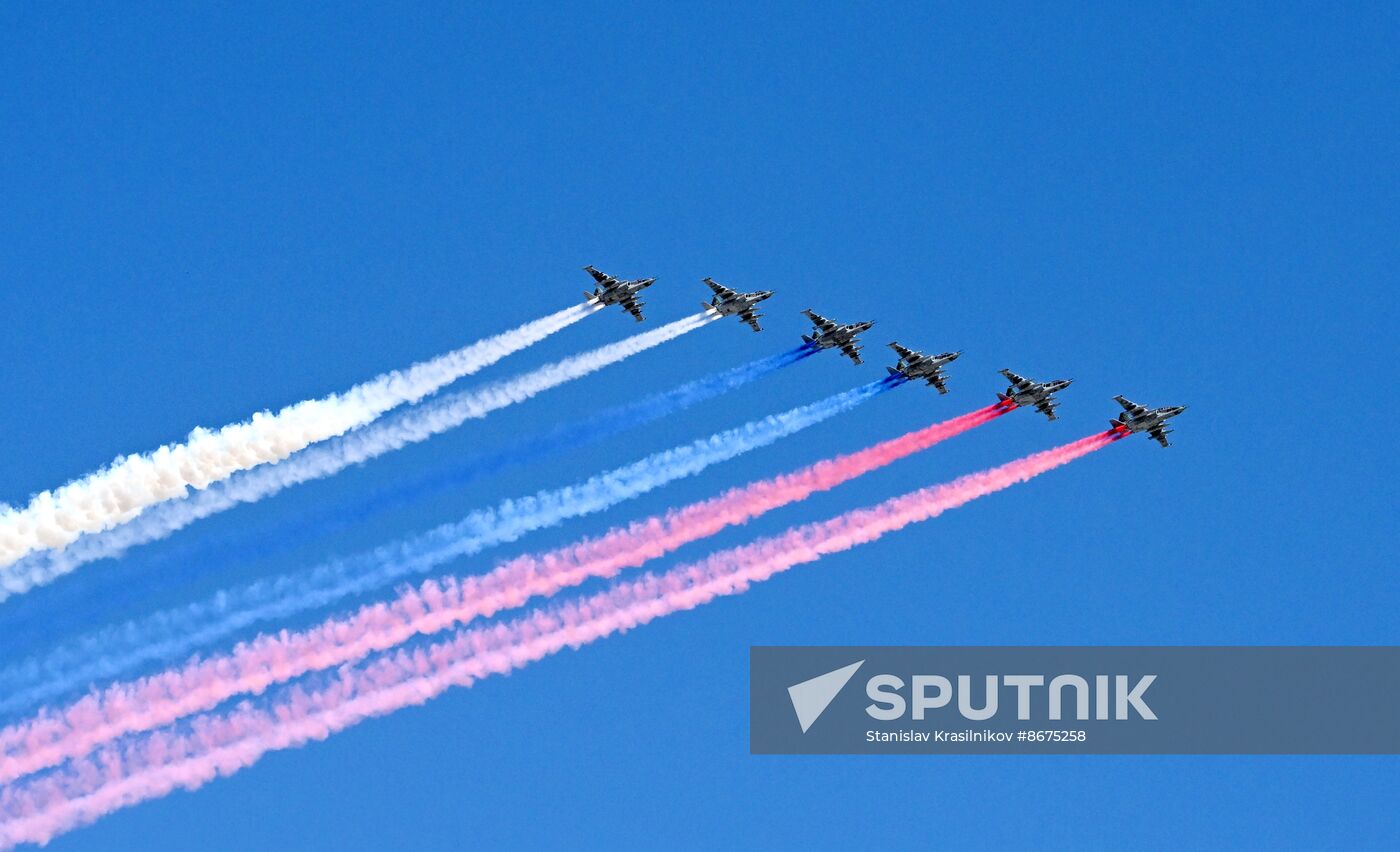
[1005,380,1070,407]
[590,281,652,304]
[902,352,958,376]
[1119,407,1185,432]
[808,323,871,349]
[711,291,773,316]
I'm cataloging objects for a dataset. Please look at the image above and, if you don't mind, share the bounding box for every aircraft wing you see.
[620,296,646,322]
[1001,369,1032,390]
[889,342,919,362]
[1114,395,1149,417]
[585,266,615,286]
[1149,427,1171,447]
[804,310,838,332]
[1034,398,1059,421]
[703,278,736,299]
[738,308,762,332]
[840,343,863,365]
[928,371,949,394]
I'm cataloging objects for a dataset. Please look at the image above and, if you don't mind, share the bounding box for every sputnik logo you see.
[787,660,864,733]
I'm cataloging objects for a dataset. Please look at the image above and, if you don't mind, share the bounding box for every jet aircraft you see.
[702,278,773,332]
[801,309,874,365]
[583,266,655,321]
[886,343,961,393]
[1110,396,1188,447]
[996,369,1073,420]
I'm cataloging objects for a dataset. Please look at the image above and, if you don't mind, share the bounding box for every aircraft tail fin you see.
[801,334,814,344]
[996,392,1011,402]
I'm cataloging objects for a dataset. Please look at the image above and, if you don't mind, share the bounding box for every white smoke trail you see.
[0,304,595,571]
[0,379,892,716]
[0,312,713,602]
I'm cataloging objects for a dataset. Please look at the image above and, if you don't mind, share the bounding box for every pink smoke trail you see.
[0,430,1119,848]
[0,403,1009,785]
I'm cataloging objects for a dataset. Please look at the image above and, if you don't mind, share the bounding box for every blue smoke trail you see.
[0,345,817,657]
[268,344,820,550]
[0,375,901,719]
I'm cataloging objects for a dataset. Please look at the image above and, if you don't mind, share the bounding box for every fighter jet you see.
[1110,396,1188,447]
[886,343,961,394]
[583,265,655,322]
[996,369,1073,420]
[801,309,874,365]
[702,277,773,332]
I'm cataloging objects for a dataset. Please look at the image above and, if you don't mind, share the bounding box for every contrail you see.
[0,304,595,572]
[0,377,898,718]
[278,343,821,542]
[0,345,818,651]
[0,312,713,602]
[0,431,1121,848]
[0,400,1001,781]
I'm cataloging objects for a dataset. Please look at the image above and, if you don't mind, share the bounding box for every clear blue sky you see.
[2,3,1397,849]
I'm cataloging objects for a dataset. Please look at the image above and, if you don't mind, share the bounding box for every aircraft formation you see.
[583,266,1187,446]
[0,263,1196,846]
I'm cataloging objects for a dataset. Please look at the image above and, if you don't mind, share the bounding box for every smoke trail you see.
[0,345,819,652]
[0,400,1000,781]
[274,344,820,543]
[0,313,713,602]
[0,377,897,718]
[0,431,1120,848]
[0,305,595,572]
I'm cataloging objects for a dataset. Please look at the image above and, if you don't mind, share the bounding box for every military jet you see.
[583,265,656,321]
[801,309,874,365]
[702,278,773,332]
[1110,396,1188,447]
[996,369,1073,420]
[886,343,961,394]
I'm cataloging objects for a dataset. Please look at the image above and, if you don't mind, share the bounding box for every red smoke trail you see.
[0,404,1007,785]
[0,429,1119,848]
